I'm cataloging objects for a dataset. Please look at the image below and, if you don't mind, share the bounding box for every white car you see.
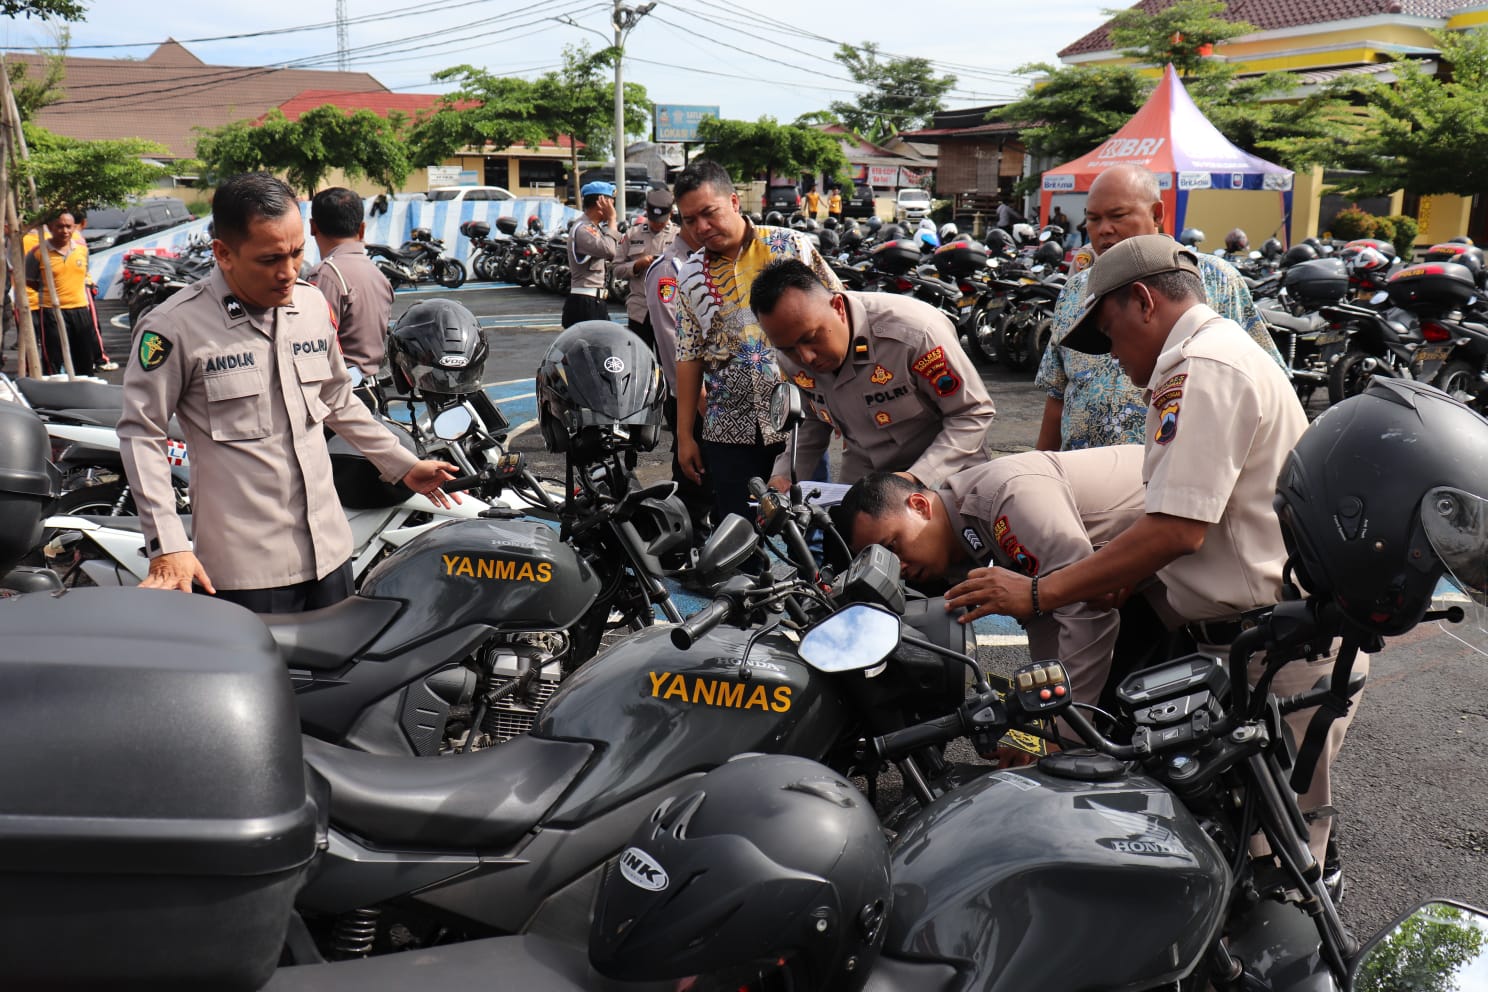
[895,188,932,222]
[425,185,514,203]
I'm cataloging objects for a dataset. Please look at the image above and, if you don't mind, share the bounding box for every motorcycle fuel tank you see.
[359,517,601,656]
[885,766,1229,990]
[534,623,852,824]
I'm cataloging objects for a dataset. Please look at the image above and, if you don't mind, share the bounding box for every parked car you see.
[424,185,514,203]
[895,187,932,223]
[765,181,802,215]
[82,197,194,250]
[844,182,877,218]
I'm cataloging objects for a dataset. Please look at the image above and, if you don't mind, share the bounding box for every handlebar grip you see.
[444,474,483,493]
[872,711,965,761]
[747,477,770,500]
[670,598,733,650]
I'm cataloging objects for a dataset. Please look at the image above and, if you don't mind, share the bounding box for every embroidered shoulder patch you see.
[793,370,816,389]
[1151,372,1187,408]
[657,275,677,304]
[1154,399,1180,445]
[992,515,1040,576]
[911,346,961,397]
[870,363,894,385]
[137,331,173,372]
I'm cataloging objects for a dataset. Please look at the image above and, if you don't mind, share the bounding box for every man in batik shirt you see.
[672,159,842,525]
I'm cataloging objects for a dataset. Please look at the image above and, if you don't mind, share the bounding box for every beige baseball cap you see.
[1062,235,1201,355]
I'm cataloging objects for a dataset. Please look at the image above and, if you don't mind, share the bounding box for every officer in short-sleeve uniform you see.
[118,268,421,610]
[770,291,995,488]
[307,239,395,375]
[613,189,677,351]
[941,446,1151,706]
[646,234,713,528]
[563,180,621,328]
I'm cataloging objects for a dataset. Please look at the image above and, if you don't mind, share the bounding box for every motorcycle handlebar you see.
[670,597,734,650]
[872,711,967,761]
[443,474,484,494]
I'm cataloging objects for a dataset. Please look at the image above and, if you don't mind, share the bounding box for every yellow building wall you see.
[1416,194,1474,245]
[1183,189,1288,251]
[1288,166,1325,245]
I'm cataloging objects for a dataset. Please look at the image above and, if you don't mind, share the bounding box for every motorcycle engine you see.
[463,632,568,750]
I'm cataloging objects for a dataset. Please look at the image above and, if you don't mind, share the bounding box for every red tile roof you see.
[1060,0,1462,58]
[11,39,389,159]
[273,90,467,121]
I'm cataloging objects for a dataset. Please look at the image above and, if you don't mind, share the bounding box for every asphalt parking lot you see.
[31,283,1488,936]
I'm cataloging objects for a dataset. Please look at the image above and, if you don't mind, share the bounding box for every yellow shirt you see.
[828,192,842,214]
[805,190,821,213]
[22,232,38,311]
[28,237,90,309]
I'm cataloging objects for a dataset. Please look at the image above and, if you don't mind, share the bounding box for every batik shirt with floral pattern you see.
[675,223,842,444]
[1035,251,1285,450]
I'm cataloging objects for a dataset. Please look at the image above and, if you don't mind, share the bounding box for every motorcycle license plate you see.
[1313,331,1345,346]
[1412,343,1454,374]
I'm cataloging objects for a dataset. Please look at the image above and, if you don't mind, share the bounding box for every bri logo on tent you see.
[1043,174,1075,192]
[1097,137,1165,159]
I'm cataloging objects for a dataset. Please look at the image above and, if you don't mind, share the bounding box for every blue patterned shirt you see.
[1035,251,1285,450]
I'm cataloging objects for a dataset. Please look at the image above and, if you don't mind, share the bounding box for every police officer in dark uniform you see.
[563,180,621,328]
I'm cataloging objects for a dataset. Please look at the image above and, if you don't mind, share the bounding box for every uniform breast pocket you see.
[294,353,333,424]
[204,368,270,442]
[865,389,921,431]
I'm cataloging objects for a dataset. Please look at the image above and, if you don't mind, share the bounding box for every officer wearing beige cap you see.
[613,188,678,349]
[948,234,1357,861]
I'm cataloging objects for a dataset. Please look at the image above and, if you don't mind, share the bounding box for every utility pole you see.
[336,0,350,72]
[610,0,654,222]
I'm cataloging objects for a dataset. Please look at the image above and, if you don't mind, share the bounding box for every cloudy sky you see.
[1,0,1113,124]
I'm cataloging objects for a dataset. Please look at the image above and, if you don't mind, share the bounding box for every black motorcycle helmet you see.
[864,216,882,234]
[388,299,487,395]
[985,227,1017,256]
[822,216,839,231]
[1034,240,1064,268]
[1283,243,1319,267]
[764,210,785,227]
[536,320,665,460]
[1179,227,1205,248]
[1261,237,1284,259]
[590,754,891,992]
[0,402,59,575]
[1225,227,1250,252]
[1275,378,1488,639]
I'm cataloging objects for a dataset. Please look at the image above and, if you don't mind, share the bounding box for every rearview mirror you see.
[769,380,806,433]
[797,604,901,673]
[696,513,757,579]
[433,405,474,441]
[1352,900,1488,989]
[1370,290,1389,306]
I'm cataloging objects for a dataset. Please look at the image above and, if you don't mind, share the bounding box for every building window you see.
[519,159,567,190]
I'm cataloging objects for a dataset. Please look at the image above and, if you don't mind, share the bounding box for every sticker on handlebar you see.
[986,674,1049,755]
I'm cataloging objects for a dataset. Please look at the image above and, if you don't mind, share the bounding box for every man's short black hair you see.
[582,193,605,210]
[750,258,830,316]
[673,159,735,200]
[836,471,928,546]
[213,172,298,245]
[310,187,363,238]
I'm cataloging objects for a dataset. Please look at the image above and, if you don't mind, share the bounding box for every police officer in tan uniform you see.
[119,172,459,613]
[839,446,1161,712]
[613,189,677,350]
[750,258,994,490]
[563,180,621,328]
[307,186,395,376]
[956,235,1359,861]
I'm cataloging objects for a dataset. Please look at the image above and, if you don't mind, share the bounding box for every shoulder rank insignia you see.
[793,370,816,389]
[911,345,962,397]
[137,331,173,372]
[870,364,894,385]
[223,294,246,320]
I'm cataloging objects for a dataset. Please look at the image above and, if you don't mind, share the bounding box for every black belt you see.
[1185,606,1273,646]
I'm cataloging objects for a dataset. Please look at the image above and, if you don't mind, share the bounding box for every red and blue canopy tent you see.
[1038,64,1293,244]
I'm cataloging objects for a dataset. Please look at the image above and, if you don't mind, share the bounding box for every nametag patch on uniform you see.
[1155,398,1181,445]
[793,371,816,389]
[993,515,1040,575]
[912,346,962,397]
[657,275,677,303]
[864,385,911,405]
[137,331,173,372]
[292,339,329,357]
[223,295,246,320]
[870,364,894,385]
[204,352,256,373]
[874,411,892,426]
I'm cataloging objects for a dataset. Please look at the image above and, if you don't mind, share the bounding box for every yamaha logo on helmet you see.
[604,356,626,374]
[619,846,669,891]
[438,355,469,368]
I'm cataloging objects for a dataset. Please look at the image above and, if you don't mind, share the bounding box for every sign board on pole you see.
[867,165,899,189]
[427,165,462,187]
[654,105,721,143]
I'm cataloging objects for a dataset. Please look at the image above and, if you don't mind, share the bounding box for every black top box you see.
[1387,261,1479,312]
[871,239,922,275]
[932,242,990,279]
[1283,257,1348,307]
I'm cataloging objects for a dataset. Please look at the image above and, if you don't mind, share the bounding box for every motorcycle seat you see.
[263,595,403,671]
[913,274,962,298]
[16,378,124,412]
[1262,308,1326,334]
[301,733,595,850]
[72,513,194,539]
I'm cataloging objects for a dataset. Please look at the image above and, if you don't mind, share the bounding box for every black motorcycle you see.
[368,228,466,289]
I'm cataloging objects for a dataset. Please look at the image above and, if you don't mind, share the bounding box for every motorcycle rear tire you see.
[1437,359,1481,407]
[435,259,468,289]
[963,306,998,369]
[1327,346,1382,406]
[471,252,496,282]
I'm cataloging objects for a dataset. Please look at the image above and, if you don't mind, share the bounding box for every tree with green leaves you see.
[408,45,649,203]
[992,62,1150,173]
[1275,28,1488,198]
[195,105,411,197]
[694,116,848,188]
[829,42,956,142]
[2,0,84,19]
[1107,0,1254,78]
